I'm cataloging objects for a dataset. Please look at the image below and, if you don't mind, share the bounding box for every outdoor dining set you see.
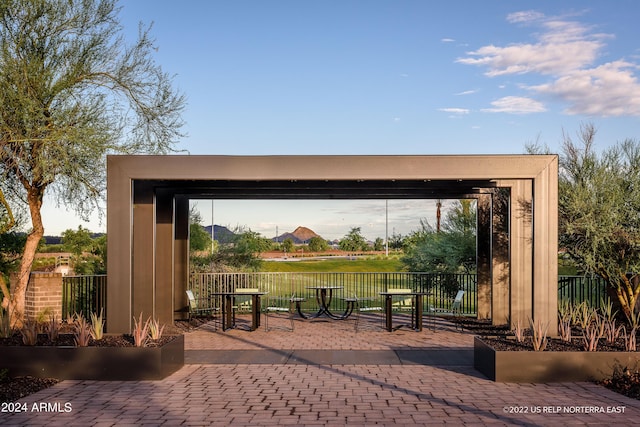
[186,286,465,333]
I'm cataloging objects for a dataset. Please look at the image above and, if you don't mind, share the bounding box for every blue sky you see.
[42,1,640,237]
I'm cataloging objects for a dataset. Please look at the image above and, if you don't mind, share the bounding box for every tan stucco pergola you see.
[106,154,558,334]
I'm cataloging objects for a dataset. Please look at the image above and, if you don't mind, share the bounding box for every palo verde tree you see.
[0,0,185,326]
[402,200,477,274]
[555,124,640,322]
[401,200,476,297]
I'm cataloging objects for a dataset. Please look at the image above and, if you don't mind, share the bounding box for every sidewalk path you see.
[2,315,639,426]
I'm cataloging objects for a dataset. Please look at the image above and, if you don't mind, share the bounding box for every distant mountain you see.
[203,225,236,243]
[273,226,321,244]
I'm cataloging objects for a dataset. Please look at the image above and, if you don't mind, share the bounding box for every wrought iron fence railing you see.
[557,275,607,307]
[189,272,478,315]
[189,272,610,315]
[62,275,107,321]
[57,272,607,322]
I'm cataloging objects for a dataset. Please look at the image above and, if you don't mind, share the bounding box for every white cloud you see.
[531,61,640,116]
[457,30,604,77]
[481,96,546,114]
[441,38,455,43]
[439,108,470,115]
[507,10,545,24]
[455,90,478,96]
[456,10,640,117]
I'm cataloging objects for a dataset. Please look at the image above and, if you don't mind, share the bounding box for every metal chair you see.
[429,290,465,330]
[353,295,384,332]
[185,290,219,329]
[233,288,261,329]
[389,288,416,328]
[264,294,301,331]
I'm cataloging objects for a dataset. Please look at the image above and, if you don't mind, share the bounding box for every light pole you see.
[385,199,389,257]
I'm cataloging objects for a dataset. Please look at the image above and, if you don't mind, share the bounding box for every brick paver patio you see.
[2,314,640,426]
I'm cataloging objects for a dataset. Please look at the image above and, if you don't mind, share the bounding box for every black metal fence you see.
[62,275,107,321]
[60,273,607,320]
[558,275,607,307]
[189,272,479,315]
[190,272,610,315]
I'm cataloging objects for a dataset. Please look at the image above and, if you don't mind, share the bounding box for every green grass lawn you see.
[260,257,404,272]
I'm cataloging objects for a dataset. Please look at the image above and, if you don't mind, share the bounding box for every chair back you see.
[452,290,465,309]
[387,288,412,294]
[235,288,260,293]
[186,290,197,309]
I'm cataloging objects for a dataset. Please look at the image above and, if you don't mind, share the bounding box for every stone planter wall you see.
[474,336,640,382]
[2,334,184,381]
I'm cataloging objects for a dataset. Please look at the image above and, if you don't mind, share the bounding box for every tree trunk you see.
[9,189,44,328]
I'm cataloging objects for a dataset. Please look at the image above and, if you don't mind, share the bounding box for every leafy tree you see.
[61,225,105,274]
[0,0,185,326]
[281,238,294,254]
[188,209,212,252]
[233,229,272,258]
[388,232,405,250]
[339,227,369,251]
[308,236,328,252]
[554,124,640,322]
[0,232,26,279]
[373,237,385,251]
[190,228,270,273]
[61,226,93,256]
[401,200,476,274]
[59,227,105,274]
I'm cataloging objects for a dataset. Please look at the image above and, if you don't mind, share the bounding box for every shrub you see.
[512,318,525,343]
[89,309,105,340]
[558,299,572,342]
[46,315,60,342]
[73,314,92,347]
[582,315,604,352]
[148,317,165,340]
[20,318,38,346]
[132,313,150,347]
[528,317,548,351]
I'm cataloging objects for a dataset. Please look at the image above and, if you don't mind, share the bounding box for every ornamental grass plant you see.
[90,309,105,340]
[132,312,150,347]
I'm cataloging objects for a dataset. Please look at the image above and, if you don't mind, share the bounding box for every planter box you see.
[475,336,640,383]
[1,335,184,381]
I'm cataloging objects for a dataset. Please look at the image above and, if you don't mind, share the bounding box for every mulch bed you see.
[0,374,59,403]
[0,328,186,403]
[451,316,640,399]
[0,332,176,347]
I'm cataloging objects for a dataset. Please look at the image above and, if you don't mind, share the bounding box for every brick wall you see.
[24,272,63,320]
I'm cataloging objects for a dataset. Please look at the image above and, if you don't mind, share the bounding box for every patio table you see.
[379,291,431,332]
[210,290,267,331]
[299,286,356,320]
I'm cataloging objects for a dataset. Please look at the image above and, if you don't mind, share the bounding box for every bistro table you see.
[298,286,356,320]
[379,290,431,332]
[211,289,267,331]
